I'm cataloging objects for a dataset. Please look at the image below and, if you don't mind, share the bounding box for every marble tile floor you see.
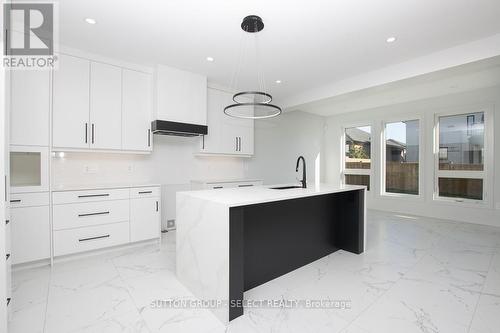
[7,210,500,333]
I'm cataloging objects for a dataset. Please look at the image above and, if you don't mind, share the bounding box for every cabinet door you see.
[122,69,152,151]
[11,206,50,264]
[201,88,226,153]
[237,116,254,155]
[227,96,254,155]
[53,54,90,148]
[10,70,50,146]
[130,197,160,242]
[202,88,254,156]
[90,62,122,150]
[221,104,254,155]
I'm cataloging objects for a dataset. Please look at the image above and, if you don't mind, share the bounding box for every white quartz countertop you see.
[52,183,161,192]
[178,183,366,207]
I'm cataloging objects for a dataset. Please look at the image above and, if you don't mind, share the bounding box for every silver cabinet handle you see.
[78,211,110,217]
[156,201,159,212]
[10,199,21,203]
[148,129,151,147]
[235,137,238,151]
[85,123,88,143]
[238,184,253,187]
[78,194,109,198]
[138,191,152,194]
[79,234,110,242]
[213,186,223,189]
[239,137,242,151]
[91,124,95,144]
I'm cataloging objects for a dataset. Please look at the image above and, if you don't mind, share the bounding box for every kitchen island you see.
[176,183,366,323]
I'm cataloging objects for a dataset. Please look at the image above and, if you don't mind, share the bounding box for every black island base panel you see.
[229,189,365,320]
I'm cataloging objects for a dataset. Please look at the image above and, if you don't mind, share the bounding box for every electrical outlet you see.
[84,164,99,174]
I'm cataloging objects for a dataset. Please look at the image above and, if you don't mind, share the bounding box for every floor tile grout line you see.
[111,240,155,333]
[42,265,52,333]
[340,214,452,332]
[466,249,497,333]
[341,249,434,332]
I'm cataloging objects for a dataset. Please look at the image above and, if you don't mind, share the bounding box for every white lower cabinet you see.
[130,196,160,242]
[52,200,129,230]
[52,186,161,257]
[191,179,263,190]
[5,219,12,305]
[10,194,50,264]
[53,222,130,257]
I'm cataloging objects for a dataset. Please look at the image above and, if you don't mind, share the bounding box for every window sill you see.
[432,196,492,209]
[380,192,423,201]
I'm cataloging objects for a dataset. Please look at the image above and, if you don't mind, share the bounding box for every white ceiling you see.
[56,0,500,107]
[292,56,500,116]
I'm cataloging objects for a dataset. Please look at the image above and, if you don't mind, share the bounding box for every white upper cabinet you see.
[53,54,90,149]
[201,88,230,154]
[90,62,122,150]
[236,117,254,155]
[154,65,207,125]
[10,70,50,146]
[52,53,153,152]
[122,69,153,151]
[200,88,254,156]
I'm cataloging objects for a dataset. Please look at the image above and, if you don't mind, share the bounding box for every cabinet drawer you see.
[53,188,129,204]
[53,200,129,230]
[130,186,160,198]
[53,222,130,256]
[226,181,263,188]
[10,192,49,208]
[205,184,227,190]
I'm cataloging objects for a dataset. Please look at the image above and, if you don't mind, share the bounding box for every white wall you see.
[324,85,500,227]
[244,111,325,185]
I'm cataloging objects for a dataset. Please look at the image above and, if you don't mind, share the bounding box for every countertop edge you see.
[177,184,366,207]
[51,183,161,192]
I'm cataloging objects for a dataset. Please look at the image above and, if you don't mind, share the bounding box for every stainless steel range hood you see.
[151,120,208,137]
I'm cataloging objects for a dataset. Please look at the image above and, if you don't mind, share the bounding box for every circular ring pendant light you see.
[225,15,282,119]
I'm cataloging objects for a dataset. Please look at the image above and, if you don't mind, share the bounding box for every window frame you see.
[341,123,373,193]
[381,116,424,199]
[433,106,493,207]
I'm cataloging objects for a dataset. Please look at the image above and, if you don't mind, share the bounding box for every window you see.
[383,120,420,195]
[436,112,485,201]
[343,126,371,190]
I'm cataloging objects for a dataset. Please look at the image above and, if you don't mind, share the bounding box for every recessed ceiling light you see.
[386,36,397,43]
[275,80,282,84]
[206,57,214,62]
[85,18,97,25]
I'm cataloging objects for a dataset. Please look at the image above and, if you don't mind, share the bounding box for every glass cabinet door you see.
[9,146,49,193]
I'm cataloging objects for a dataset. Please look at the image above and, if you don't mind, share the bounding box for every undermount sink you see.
[270,185,303,190]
